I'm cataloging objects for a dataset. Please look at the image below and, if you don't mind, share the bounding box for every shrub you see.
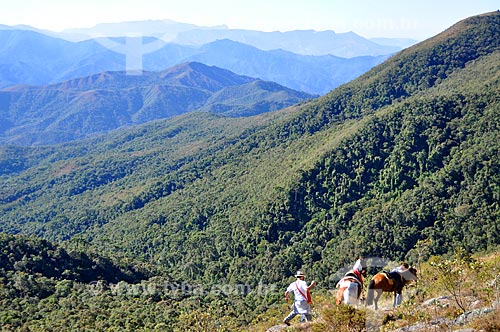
[428,248,484,313]
[312,304,366,332]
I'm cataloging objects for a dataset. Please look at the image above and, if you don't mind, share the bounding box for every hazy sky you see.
[1,0,498,40]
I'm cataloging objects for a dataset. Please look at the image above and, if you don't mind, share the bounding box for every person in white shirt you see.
[389,262,409,307]
[352,257,367,275]
[283,270,316,326]
[391,262,409,274]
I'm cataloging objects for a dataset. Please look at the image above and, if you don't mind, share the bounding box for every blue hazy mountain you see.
[0,30,388,95]
[53,20,403,57]
[172,28,401,57]
[0,29,127,87]
[60,19,228,43]
[180,39,389,94]
[0,62,314,145]
[370,37,419,48]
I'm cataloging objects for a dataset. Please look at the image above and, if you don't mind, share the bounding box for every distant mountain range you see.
[61,19,227,43]
[170,28,404,57]
[0,29,389,94]
[166,39,388,95]
[369,37,419,48]
[0,62,313,145]
[3,19,417,57]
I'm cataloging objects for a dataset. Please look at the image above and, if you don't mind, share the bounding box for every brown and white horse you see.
[336,270,365,306]
[366,267,417,310]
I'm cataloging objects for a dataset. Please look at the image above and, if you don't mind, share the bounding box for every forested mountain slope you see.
[0,233,149,284]
[1,11,499,292]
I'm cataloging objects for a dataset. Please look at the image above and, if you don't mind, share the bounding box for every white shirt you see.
[391,266,405,274]
[286,279,309,302]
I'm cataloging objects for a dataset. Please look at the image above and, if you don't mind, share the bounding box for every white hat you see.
[295,270,305,277]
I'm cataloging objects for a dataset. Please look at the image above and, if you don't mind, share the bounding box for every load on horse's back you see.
[366,265,417,310]
[336,258,367,306]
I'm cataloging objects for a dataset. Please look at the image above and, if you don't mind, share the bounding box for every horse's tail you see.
[366,279,375,305]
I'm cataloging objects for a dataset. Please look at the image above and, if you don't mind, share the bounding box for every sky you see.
[1,0,499,40]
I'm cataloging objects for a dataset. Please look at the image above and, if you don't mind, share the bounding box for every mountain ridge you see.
[0,19,406,57]
[184,38,389,94]
[0,29,388,94]
[171,27,402,57]
[0,62,313,145]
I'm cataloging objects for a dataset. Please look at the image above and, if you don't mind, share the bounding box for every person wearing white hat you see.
[283,270,316,326]
[352,257,366,274]
[389,262,409,307]
[336,258,367,306]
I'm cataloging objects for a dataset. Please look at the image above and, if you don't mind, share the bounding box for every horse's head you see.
[401,267,418,284]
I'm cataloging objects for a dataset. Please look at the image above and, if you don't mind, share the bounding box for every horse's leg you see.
[366,279,375,306]
[374,289,382,310]
[345,282,358,306]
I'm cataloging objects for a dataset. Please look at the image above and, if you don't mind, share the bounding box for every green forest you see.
[1,11,500,331]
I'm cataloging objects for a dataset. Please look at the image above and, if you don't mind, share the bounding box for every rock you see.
[266,325,287,332]
[391,317,452,331]
[454,307,495,325]
[470,299,484,309]
[266,321,312,331]
[422,296,451,307]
